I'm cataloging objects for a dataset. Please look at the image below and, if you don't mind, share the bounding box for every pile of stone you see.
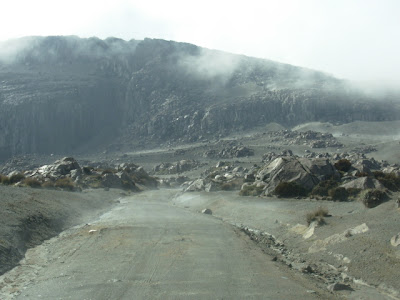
[204,145,254,158]
[153,160,202,175]
[352,145,378,154]
[243,150,397,207]
[267,130,343,148]
[20,157,157,191]
[0,155,42,175]
[243,155,340,196]
[262,150,294,162]
[183,161,252,192]
[157,176,190,188]
[28,157,81,181]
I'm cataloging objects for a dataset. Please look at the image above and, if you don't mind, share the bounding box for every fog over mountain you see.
[0,36,399,160]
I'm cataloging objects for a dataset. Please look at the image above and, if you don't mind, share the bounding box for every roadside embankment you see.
[0,185,123,275]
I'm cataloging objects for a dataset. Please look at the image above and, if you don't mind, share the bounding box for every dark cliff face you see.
[0,36,399,159]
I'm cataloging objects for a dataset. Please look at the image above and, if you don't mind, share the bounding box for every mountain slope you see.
[0,36,398,159]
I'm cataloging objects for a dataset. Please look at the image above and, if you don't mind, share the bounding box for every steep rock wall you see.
[0,36,399,159]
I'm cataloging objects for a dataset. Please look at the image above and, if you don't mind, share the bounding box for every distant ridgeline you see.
[0,36,399,159]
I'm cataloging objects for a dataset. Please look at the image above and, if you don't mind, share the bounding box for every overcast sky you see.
[1,0,399,83]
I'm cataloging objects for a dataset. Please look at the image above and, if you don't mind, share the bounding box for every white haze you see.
[179,49,242,83]
[0,0,399,87]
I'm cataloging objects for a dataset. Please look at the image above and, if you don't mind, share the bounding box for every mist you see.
[0,37,37,64]
[178,48,242,85]
[1,1,399,86]
[1,34,399,103]
[0,36,139,66]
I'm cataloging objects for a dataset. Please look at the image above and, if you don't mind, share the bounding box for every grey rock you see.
[255,156,339,194]
[185,179,206,192]
[327,283,353,292]
[102,171,137,190]
[215,161,227,168]
[201,208,212,215]
[70,168,82,180]
[53,157,81,176]
[361,189,388,208]
[118,163,139,173]
[102,173,123,188]
[29,157,81,180]
[244,173,255,182]
[391,233,400,247]
[340,177,384,190]
[154,160,200,174]
[7,170,21,177]
[205,182,219,192]
[382,166,400,176]
[232,166,244,173]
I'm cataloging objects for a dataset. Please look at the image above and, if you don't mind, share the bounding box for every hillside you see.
[0,36,399,160]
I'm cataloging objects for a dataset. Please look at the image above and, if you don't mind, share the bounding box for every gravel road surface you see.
[0,190,330,299]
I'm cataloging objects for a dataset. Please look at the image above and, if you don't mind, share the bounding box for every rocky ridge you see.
[0,36,399,160]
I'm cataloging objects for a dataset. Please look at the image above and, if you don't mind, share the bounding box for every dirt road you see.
[1,190,331,299]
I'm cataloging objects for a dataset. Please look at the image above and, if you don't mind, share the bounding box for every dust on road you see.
[1,190,330,300]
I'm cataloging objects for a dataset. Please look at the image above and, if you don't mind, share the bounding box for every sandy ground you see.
[172,190,400,299]
[0,186,125,275]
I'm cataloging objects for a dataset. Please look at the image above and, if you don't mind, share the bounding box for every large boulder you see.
[52,157,80,175]
[102,173,123,188]
[102,171,138,191]
[29,157,81,180]
[255,156,339,195]
[119,163,157,188]
[360,189,388,208]
[185,179,206,192]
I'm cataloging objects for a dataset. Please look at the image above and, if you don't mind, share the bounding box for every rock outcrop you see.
[204,145,254,158]
[1,36,399,159]
[254,156,339,195]
[28,157,81,180]
[20,157,156,191]
[340,177,384,190]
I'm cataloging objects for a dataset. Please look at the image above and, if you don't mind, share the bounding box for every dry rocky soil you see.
[1,120,400,299]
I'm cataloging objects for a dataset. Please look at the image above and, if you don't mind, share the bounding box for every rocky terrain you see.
[1,36,400,160]
[1,36,400,299]
[1,119,400,298]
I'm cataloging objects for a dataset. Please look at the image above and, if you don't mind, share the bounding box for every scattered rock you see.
[153,160,202,174]
[327,282,353,292]
[201,208,212,215]
[203,142,254,158]
[301,265,314,274]
[266,130,343,148]
[391,233,400,247]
